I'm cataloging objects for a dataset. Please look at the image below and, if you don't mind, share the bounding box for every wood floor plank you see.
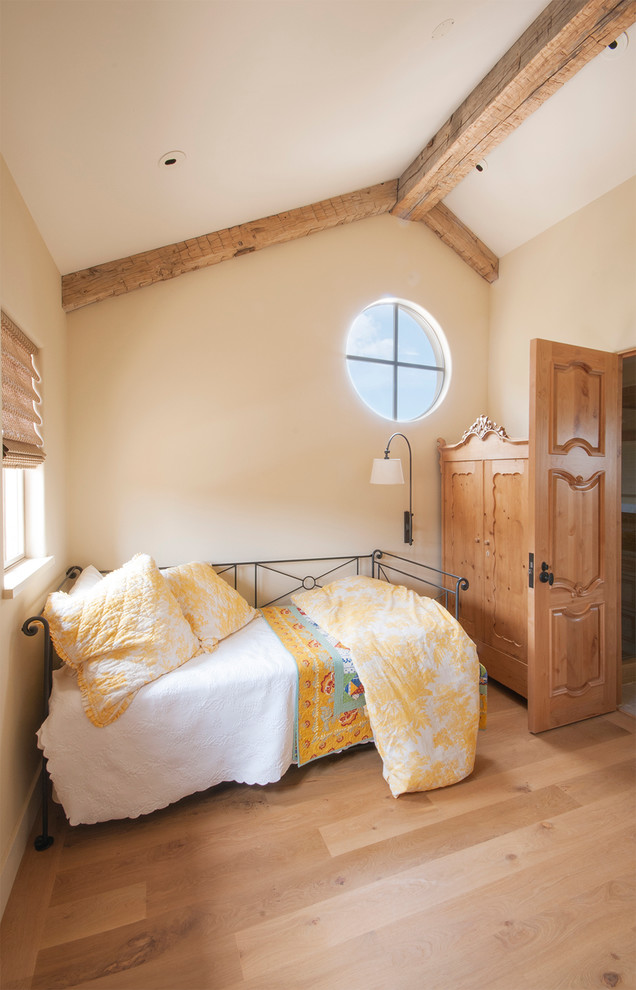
[221,821,635,990]
[292,883,636,990]
[471,706,630,777]
[234,791,634,981]
[31,906,242,990]
[319,791,441,856]
[320,734,634,858]
[438,830,636,990]
[605,707,636,733]
[147,785,579,928]
[427,732,634,817]
[54,748,383,888]
[2,682,633,990]
[555,756,635,806]
[40,882,147,950]
[0,806,66,989]
[56,780,271,870]
[488,922,635,990]
[378,862,636,990]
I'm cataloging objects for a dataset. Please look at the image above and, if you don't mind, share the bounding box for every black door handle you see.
[539,561,554,585]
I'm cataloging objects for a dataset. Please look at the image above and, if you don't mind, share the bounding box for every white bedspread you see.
[37,614,297,825]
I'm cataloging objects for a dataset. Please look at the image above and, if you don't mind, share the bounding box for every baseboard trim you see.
[0,767,40,921]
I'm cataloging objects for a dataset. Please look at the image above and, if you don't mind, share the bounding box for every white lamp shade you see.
[370,457,404,485]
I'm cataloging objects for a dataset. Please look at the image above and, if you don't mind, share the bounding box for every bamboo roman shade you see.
[1,310,46,468]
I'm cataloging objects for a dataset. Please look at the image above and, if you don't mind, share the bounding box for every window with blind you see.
[2,310,46,468]
[2,311,45,572]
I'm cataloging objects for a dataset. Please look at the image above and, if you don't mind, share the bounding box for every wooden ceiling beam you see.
[62,180,499,311]
[392,0,636,222]
[422,204,499,282]
[61,0,635,311]
[61,182,397,312]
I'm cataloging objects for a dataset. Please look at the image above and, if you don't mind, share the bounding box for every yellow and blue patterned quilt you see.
[260,605,374,764]
[262,578,486,795]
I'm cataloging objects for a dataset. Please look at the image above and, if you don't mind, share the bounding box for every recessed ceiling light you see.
[432,18,454,41]
[603,32,629,58]
[158,150,186,168]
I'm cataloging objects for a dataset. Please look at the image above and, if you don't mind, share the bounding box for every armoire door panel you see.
[484,460,528,661]
[439,420,529,699]
[443,462,483,643]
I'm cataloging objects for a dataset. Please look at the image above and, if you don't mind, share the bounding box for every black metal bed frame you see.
[22,549,468,850]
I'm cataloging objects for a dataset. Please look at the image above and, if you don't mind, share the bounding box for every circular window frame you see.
[345,297,451,422]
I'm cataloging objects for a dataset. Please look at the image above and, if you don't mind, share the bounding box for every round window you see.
[346,299,449,421]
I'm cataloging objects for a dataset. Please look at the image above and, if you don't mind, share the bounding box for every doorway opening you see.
[621,350,636,714]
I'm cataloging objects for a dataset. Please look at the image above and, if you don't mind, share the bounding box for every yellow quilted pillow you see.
[162,561,257,652]
[43,553,200,727]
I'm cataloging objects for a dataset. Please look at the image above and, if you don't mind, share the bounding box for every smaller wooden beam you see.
[422,204,499,282]
[61,182,398,312]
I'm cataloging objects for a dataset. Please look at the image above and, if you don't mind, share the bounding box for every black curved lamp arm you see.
[384,432,413,545]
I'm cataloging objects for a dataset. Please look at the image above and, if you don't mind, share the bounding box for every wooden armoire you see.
[438,416,529,697]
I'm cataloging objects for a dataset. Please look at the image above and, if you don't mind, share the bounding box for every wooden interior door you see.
[528,339,622,733]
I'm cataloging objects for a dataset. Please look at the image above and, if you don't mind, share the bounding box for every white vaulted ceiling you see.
[1,0,635,287]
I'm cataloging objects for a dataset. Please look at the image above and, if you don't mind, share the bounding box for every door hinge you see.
[529,552,534,588]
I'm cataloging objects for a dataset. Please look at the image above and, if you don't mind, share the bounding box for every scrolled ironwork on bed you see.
[22,549,471,849]
[214,549,467,617]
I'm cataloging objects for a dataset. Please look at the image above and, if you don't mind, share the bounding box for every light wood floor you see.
[2,682,635,990]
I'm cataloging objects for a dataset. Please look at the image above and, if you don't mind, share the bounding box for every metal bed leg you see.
[34,760,54,851]
[22,613,54,850]
[22,565,82,850]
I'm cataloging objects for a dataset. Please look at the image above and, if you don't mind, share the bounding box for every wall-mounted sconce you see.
[370,432,413,545]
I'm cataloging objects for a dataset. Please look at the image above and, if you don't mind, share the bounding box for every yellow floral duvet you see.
[292,575,480,797]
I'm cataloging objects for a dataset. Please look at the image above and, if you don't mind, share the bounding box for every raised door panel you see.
[442,460,483,644]
[551,470,602,596]
[552,361,604,454]
[538,468,610,724]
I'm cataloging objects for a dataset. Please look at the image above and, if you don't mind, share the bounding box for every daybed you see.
[23,550,486,841]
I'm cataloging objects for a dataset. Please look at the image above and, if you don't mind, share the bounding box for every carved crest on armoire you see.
[460,415,509,442]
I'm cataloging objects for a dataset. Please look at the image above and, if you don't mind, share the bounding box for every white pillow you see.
[69,564,104,598]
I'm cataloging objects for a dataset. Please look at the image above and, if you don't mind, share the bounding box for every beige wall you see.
[488,176,636,437]
[0,157,68,914]
[66,214,490,571]
[3,164,633,920]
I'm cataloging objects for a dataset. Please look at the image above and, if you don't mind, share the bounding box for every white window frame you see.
[345,297,451,422]
[3,467,26,569]
[1,465,51,598]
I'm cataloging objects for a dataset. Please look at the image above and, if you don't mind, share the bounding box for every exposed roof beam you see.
[61,188,496,312]
[61,0,635,312]
[392,0,636,221]
[61,182,397,312]
[422,204,499,283]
